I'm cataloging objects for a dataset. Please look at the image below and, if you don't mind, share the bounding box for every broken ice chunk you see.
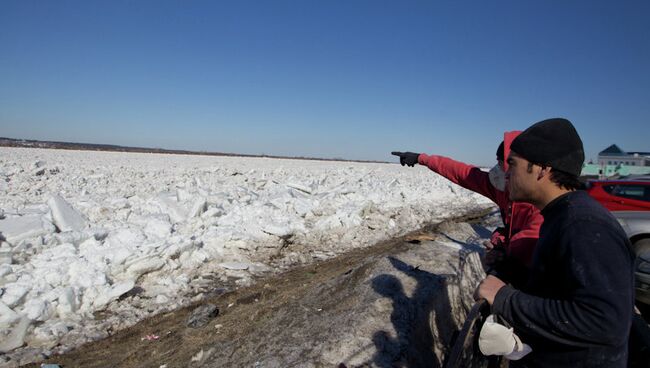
[92,280,135,309]
[0,300,20,327]
[219,262,250,270]
[22,298,53,321]
[0,317,31,353]
[262,225,292,237]
[0,215,55,244]
[201,206,225,218]
[0,250,12,265]
[47,194,86,232]
[188,198,208,218]
[1,283,30,308]
[285,182,312,194]
[144,218,172,239]
[154,195,187,223]
[56,287,79,317]
[126,257,165,280]
[0,264,12,277]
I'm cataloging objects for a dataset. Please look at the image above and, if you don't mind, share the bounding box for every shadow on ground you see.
[371,257,458,368]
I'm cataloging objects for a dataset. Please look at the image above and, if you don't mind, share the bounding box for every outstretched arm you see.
[417,153,501,203]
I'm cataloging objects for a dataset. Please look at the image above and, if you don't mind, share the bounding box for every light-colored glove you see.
[478,314,532,360]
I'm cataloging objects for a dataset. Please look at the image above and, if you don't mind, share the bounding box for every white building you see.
[597,144,650,167]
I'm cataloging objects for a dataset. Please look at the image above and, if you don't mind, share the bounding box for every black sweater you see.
[493,191,635,367]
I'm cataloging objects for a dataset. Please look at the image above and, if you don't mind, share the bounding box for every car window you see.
[612,184,650,202]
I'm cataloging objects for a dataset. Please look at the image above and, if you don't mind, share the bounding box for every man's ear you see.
[537,166,551,181]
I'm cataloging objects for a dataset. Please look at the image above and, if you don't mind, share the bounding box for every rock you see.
[190,348,215,363]
[47,194,86,232]
[186,304,219,328]
[0,317,31,353]
[0,215,55,244]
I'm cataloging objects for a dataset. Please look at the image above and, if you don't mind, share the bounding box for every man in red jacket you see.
[392,131,543,287]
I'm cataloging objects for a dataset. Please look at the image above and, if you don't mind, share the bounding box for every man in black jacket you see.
[476,118,635,367]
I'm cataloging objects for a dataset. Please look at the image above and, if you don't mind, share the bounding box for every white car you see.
[612,211,650,305]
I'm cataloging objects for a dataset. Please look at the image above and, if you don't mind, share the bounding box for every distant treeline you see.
[0,137,389,164]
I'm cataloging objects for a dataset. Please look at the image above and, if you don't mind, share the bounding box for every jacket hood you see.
[502,131,522,172]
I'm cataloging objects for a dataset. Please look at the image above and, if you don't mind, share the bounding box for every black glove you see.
[391,151,420,167]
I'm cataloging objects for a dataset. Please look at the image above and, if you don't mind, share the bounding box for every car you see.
[586,178,650,212]
[586,177,650,305]
[611,211,650,305]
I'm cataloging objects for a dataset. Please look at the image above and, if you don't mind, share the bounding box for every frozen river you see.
[0,147,493,364]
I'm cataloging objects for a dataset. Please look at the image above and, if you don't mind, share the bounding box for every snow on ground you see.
[0,147,493,362]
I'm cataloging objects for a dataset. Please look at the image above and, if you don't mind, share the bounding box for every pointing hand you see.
[391,151,420,167]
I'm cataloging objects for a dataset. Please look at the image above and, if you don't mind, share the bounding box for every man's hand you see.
[475,275,506,305]
[391,151,420,167]
[483,239,494,250]
[483,240,506,268]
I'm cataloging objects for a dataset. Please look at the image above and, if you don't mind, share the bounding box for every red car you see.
[586,177,650,212]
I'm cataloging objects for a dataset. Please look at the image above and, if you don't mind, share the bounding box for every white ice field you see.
[0,147,493,361]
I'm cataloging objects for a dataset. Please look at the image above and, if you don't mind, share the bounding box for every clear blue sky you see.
[1,0,649,165]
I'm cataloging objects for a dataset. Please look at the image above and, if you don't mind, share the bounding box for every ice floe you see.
[0,147,493,364]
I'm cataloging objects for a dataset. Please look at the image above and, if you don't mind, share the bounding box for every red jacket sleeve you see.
[507,203,544,268]
[418,153,503,204]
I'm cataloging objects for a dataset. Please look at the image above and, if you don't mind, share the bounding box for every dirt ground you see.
[25,210,492,368]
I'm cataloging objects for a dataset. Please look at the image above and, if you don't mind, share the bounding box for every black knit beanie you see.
[510,118,584,176]
[496,141,504,161]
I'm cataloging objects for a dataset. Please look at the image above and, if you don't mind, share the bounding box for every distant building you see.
[598,144,650,167]
[581,144,650,179]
